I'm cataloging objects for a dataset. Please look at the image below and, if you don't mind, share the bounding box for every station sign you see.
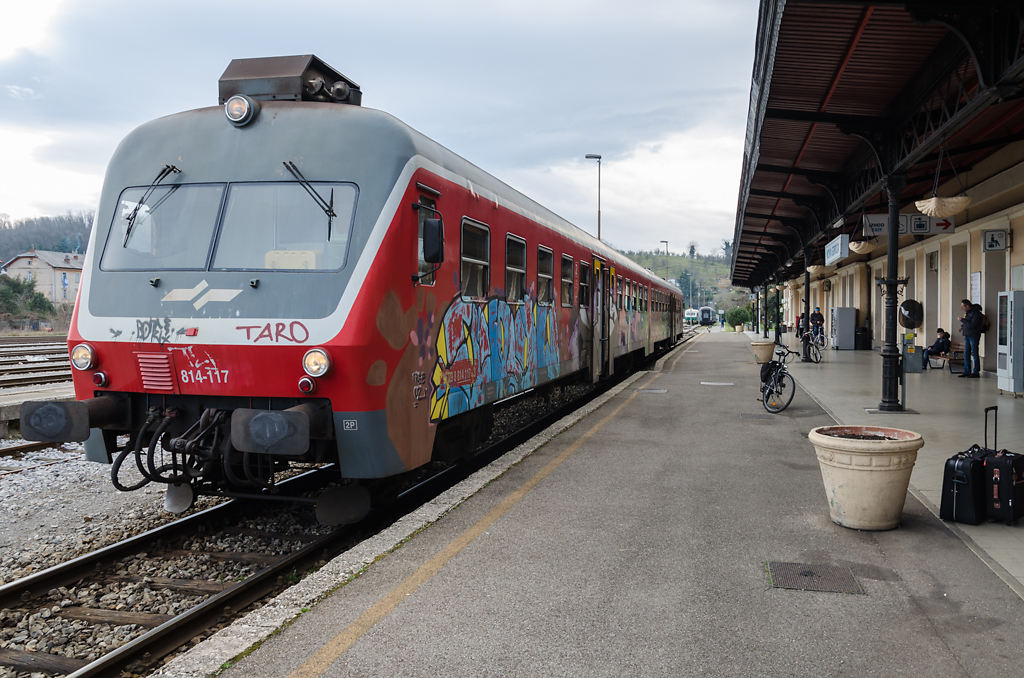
[862,214,955,237]
[824,234,849,265]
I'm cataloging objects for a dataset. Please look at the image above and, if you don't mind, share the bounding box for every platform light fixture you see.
[585,154,601,240]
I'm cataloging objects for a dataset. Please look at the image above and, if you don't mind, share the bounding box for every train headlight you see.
[302,348,331,378]
[224,94,259,127]
[70,344,96,370]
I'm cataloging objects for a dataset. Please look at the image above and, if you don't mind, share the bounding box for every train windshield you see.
[101,184,224,270]
[100,181,357,272]
[213,182,356,271]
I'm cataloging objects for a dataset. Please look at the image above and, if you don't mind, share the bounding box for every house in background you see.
[1,249,84,304]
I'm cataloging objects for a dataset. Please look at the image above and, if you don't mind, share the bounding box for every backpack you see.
[975,304,990,333]
[760,360,779,383]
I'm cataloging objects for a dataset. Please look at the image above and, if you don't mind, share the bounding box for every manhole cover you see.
[766,561,864,594]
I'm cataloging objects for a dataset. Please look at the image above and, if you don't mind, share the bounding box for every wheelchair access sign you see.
[983,229,1008,252]
[862,214,955,236]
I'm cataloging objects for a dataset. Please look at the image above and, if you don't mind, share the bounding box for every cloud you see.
[504,123,743,256]
[0,124,104,218]
[5,85,38,101]
[0,1,64,61]
[0,0,759,249]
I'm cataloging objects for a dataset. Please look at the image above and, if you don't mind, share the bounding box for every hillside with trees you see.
[0,212,92,264]
[620,240,749,310]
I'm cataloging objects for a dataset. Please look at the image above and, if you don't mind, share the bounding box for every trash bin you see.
[854,327,870,350]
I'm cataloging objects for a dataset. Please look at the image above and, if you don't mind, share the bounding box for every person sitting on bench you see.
[922,328,951,369]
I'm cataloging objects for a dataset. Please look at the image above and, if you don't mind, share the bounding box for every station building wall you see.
[780,149,1024,366]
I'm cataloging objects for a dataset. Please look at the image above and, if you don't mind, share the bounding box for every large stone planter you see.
[751,341,775,363]
[808,425,924,530]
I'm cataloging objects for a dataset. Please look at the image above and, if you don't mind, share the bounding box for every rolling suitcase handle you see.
[985,405,997,450]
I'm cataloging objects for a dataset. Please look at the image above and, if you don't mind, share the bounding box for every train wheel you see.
[315,484,371,525]
[432,406,494,461]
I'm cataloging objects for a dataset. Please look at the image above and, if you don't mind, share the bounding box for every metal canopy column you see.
[878,174,906,411]
[802,268,811,361]
[763,284,769,339]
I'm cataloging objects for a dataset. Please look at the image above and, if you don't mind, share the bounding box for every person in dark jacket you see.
[810,307,825,340]
[921,328,951,369]
[959,299,982,378]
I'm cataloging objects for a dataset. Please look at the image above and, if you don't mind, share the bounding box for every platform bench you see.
[931,342,964,373]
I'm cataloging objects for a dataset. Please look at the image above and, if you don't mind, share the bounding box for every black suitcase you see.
[940,406,999,524]
[985,451,1024,524]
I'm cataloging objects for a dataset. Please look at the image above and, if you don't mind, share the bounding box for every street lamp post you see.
[585,154,601,240]
[659,240,669,279]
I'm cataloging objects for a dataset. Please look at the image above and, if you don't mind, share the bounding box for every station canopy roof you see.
[731,0,1024,289]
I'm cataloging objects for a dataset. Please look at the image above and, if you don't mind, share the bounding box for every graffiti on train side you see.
[429,292,571,422]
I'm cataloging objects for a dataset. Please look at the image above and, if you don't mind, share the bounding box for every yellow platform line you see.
[287,370,665,678]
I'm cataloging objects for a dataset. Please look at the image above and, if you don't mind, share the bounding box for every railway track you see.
[0,468,340,677]
[0,442,81,478]
[0,334,700,677]
[0,342,71,389]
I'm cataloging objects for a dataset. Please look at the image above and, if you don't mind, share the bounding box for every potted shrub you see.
[725,306,750,333]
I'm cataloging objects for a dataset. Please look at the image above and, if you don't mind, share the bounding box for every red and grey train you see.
[22,55,685,518]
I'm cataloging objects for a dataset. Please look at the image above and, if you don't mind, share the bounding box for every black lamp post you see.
[585,154,601,241]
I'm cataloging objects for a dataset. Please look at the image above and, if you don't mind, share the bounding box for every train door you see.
[591,257,609,382]
[669,294,676,340]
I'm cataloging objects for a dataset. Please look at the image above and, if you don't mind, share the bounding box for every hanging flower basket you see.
[915,195,971,217]
[849,240,875,254]
[806,265,833,277]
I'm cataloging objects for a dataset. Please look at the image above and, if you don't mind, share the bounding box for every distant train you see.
[699,306,717,326]
[22,55,685,521]
[684,308,699,325]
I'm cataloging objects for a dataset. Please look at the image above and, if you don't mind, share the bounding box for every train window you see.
[616,277,623,310]
[560,254,573,306]
[213,182,357,270]
[505,235,526,303]
[537,247,553,305]
[101,184,224,271]
[578,263,590,308]
[416,195,437,285]
[461,219,490,299]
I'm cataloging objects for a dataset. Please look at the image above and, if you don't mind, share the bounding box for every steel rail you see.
[0,467,335,608]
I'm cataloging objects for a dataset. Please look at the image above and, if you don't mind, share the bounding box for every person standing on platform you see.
[959,299,981,378]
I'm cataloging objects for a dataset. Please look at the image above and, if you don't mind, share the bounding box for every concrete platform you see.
[762,331,1024,596]
[158,332,1024,677]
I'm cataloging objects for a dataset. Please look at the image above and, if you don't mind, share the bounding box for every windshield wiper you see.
[283,160,336,240]
[123,164,181,247]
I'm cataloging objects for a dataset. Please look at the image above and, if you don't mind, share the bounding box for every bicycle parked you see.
[811,327,828,350]
[760,345,800,413]
[798,331,823,363]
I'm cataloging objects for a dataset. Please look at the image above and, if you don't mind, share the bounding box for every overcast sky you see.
[0,0,757,257]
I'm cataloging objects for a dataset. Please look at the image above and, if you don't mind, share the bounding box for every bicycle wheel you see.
[762,372,796,413]
[808,343,822,363]
[815,333,827,349]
